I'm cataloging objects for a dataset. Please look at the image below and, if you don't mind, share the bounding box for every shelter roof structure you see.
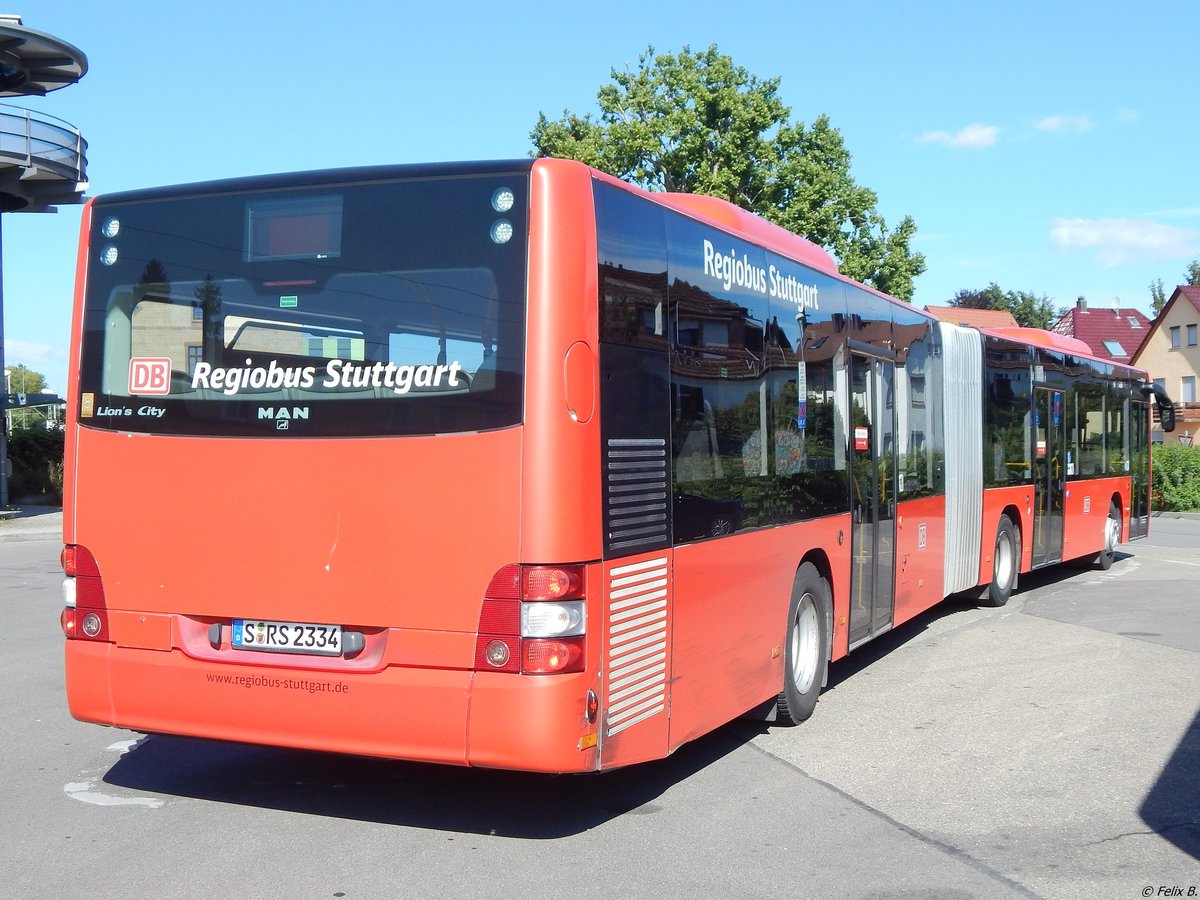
[0,14,87,96]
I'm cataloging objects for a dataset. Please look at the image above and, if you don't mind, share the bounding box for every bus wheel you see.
[776,563,829,725]
[1095,502,1120,570]
[984,515,1018,607]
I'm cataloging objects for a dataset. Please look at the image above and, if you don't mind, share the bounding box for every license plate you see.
[231,619,342,656]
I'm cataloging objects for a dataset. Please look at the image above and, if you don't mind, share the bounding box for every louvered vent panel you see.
[604,438,669,554]
[604,557,669,737]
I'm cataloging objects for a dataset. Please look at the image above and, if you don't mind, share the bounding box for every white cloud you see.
[1035,114,1093,133]
[917,123,999,149]
[1117,108,1141,125]
[1049,217,1200,267]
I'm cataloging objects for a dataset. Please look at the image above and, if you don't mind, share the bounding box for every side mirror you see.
[1142,384,1177,433]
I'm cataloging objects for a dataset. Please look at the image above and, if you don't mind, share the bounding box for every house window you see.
[186,344,203,377]
[910,374,926,408]
[1102,340,1127,356]
[1189,324,1198,347]
[1170,326,1181,348]
[1183,376,1197,404]
[1127,317,1142,328]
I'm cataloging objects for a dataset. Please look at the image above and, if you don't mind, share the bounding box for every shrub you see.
[5,424,65,505]
[1152,443,1200,512]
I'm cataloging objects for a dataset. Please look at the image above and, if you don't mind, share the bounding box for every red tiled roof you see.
[1052,306,1150,363]
[923,305,1019,328]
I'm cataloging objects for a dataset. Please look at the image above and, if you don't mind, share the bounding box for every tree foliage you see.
[4,363,51,429]
[1187,258,1200,287]
[949,283,1061,330]
[531,45,926,301]
[1150,277,1167,316]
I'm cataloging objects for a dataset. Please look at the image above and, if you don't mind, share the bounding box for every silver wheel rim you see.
[1105,512,1120,555]
[995,531,1015,591]
[790,593,820,695]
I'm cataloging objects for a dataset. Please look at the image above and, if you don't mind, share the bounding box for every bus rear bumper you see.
[65,642,600,772]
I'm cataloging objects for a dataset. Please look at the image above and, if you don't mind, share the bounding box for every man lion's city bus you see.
[60,159,1176,772]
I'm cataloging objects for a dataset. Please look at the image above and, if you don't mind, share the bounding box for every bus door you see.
[1128,398,1150,539]
[848,348,897,648]
[1032,387,1066,566]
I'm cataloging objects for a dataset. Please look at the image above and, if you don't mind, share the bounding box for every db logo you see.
[128,358,172,396]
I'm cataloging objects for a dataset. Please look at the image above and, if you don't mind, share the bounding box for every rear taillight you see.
[475,564,587,675]
[60,544,109,642]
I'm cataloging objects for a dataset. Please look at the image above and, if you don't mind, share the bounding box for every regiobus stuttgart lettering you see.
[126,357,465,397]
[700,239,820,311]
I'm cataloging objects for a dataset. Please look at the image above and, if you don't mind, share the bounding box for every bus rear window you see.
[79,169,528,436]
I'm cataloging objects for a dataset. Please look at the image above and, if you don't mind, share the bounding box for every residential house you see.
[1051,297,1150,365]
[923,305,1019,329]
[1131,286,1200,445]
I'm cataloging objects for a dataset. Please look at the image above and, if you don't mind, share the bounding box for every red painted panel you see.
[668,517,852,749]
[893,495,947,627]
[522,159,602,563]
[1061,476,1130,563]
[981,485,1034,582]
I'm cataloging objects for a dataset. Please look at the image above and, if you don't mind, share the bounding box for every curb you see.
[0,506,63,543]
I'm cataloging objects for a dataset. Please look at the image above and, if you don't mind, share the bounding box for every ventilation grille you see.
[604,557,669,737]
[604,438,669,554]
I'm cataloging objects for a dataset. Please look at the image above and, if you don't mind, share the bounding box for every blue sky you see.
[4,0,1199,394]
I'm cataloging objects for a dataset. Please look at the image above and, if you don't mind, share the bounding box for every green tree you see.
[4,363,50,429]
[1186,258,1200,286]
[1150,278,1167,316]
[531,44,926,301]
[949,283,1060,329]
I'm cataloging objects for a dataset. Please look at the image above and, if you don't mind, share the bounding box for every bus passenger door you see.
[1128,399,1150,540]
[1032,387,1066,566]
[848,351,897,648]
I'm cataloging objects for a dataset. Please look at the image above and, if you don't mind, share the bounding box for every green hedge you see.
[5,425,65,505]
[1152,443,1200,512]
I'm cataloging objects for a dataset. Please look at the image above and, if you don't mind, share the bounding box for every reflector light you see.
[101,217,120,238]
[101,246,119,266]
[484,565,521,600]
[477,598,519,634]
[74,577,106,608]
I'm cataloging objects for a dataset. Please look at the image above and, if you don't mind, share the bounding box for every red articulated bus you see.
[60,159,1176,771]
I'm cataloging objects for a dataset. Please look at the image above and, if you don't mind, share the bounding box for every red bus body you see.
[61,159,1169,771]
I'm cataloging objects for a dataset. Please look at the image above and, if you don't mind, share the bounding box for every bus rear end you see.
[61,160,605,772]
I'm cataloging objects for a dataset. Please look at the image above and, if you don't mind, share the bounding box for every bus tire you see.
[984,515,1018,607]
[1094,501,1120,570]
[776,562,829,726]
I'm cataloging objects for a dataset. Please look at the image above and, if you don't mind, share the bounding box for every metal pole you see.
[0,211,9,509]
